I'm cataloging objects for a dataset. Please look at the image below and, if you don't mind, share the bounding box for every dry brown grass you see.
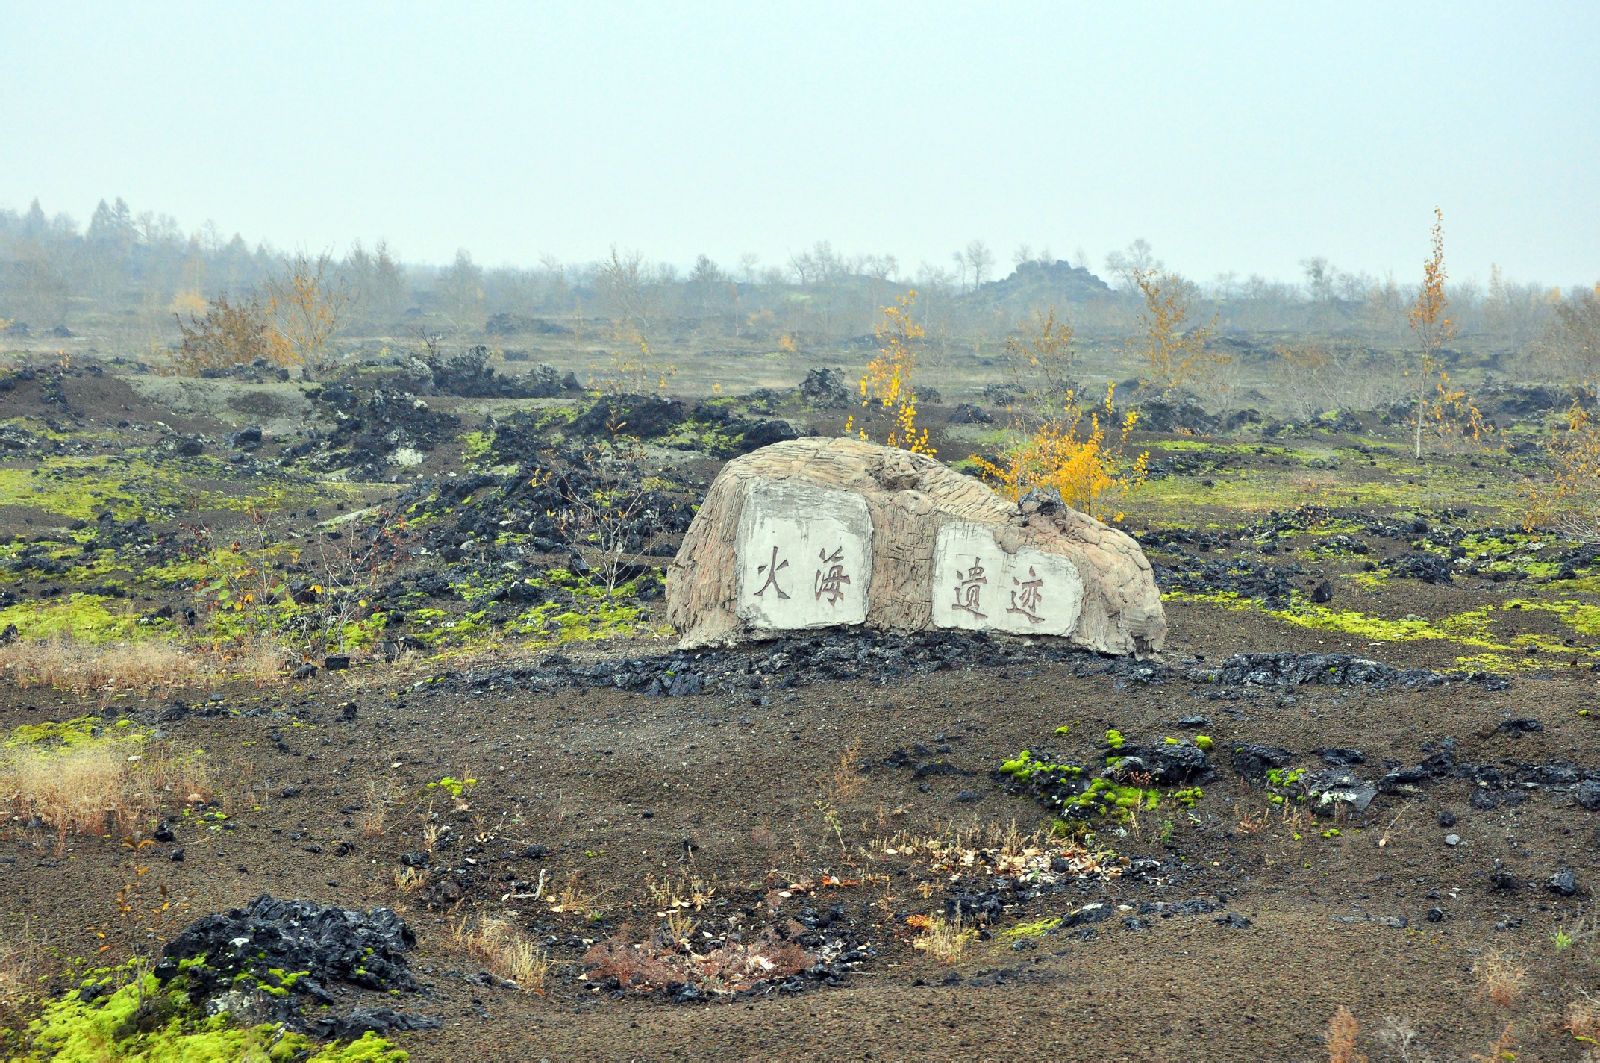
[0,638,213,695]
[822,741,865,802]
[910,913,976,965]
[1470,1023,1518,1063]
[1325,1005,1368,1063]
[451,915,549,992]
[359,779,393,839]
[392,866,429,894]
[0,733,212,849]
[1474,949,1526,1008]
[1565,996,1600,1062]
[0,636,290,695]
[0,918,45,1014]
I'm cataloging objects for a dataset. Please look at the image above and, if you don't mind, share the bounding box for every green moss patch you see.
[15,966,407,1062]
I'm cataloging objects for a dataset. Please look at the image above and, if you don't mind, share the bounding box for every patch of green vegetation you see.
[1169,786,1204,807]
[15,965,407,1062]
[0,593,169,643]
[0,455,328,524]
[141,547,266,588]
[460,429,492,463]
[4,715,125,748]
[427,776,477,799]
[998,917,1063,940]
[1507,598,1600,638]
[1104,729,1125,750]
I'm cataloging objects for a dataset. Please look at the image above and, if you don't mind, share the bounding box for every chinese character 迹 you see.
[813,546,850,605]
[952,556,988,618]
[1008,566,1044,623]
[754,545,790,599]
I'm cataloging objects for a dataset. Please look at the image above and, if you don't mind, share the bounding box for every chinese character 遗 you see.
[952,556,987,618]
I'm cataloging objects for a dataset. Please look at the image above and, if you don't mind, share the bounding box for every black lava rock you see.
[1231,743,1293,781]
[154,894,433,1035]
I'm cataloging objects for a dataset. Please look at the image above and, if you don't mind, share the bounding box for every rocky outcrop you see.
[666,437,1166,655]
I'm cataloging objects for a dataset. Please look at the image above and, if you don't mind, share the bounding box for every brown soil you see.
[5,603,1596,1061]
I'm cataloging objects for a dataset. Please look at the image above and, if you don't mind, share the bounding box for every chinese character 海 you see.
[1008,566,1044,623]
[952,556,988,618]
[754,545,790,599]
[813,546,850,605]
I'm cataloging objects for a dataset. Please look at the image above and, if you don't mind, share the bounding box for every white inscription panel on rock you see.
[932,522,1084,636]
[735,481,873,631]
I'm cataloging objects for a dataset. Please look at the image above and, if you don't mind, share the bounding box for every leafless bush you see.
[583,930,814,995]
[0,734,212,850]
[910,913,976,965]
[451,915,549,992]
[1325,1005,1367,1063]
[0,637,214,695]
[1474,949,1526,1007]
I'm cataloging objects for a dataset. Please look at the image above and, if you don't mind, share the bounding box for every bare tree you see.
[965,240,994,288]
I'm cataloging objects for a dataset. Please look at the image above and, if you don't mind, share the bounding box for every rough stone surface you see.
[666,437,1166,655]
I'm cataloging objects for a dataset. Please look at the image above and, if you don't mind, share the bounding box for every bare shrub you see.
[582,930,814,996]
[1474,949,1526,1007]
[1565,995,1600,1062]
[0,637,215,695]
[1325,1005,1367,1063]
[0,731,211,849]
[451,915,549,992]
[910,913,976,965]
[359,780,393,839]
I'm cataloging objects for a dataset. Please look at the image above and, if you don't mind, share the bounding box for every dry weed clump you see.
[0,726,211,848]
[583,929,815,997]
[0,638,214,695]
[1324,1005,1367,1063]
[1473,949,1526,1008]
[1565,994,1600,1061]
[0,919,46,1017]
[452,915,549,993]
[909,913,976,965]
[359,779,393,839]
[1471,1023,1517,1063]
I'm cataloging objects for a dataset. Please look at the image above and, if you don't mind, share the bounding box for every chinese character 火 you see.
[1008,566,1044,623]
[813,546,850,605]
[753,545,790,599]
[952,556,988,618]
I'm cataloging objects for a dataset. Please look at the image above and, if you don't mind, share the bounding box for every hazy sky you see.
[4,1,1596,287]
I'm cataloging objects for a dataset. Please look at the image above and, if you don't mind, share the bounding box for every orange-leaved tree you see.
[175,295,295,374]
[1129,269,1222,396]
[846,290,934,455]
[1405,208,1481,459]
[1525,403,1600,542]
[266,253,349,373]
[972,381,1148,521]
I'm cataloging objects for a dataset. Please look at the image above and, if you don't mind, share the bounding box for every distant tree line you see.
[0,196,1590,385]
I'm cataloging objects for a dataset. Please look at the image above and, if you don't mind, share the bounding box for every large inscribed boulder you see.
[667,437,1166,655]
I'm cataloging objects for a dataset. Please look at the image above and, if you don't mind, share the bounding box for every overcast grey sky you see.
[4,1,1596,287]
